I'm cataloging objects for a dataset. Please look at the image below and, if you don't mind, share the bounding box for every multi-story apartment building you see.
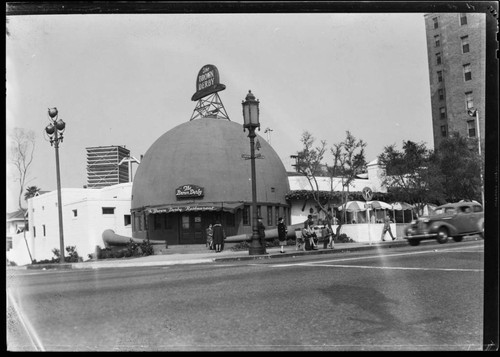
[86,145,131,188]
[424,12,486,151]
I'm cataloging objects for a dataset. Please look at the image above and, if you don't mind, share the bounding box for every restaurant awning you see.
[145,202,244,214]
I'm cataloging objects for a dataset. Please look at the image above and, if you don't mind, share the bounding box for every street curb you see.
[213,240,408,262]
[19,236,481,270]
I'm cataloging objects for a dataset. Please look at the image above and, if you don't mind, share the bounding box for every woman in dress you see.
[277,217,288,253]
[206,224,213,250]
[212,221,225,253]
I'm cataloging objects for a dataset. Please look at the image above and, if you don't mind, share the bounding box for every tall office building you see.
[86,145,130,188]
[424,12,486,151]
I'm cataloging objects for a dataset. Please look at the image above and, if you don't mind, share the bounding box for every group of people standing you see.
[205,221,226,253]
[300,213,335,251]
[206,211,396,254]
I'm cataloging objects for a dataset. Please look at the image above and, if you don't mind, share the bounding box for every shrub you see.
[140,240,154,256]
[336,233,354,243]
[231,241,250,251]
[65,246,80,262]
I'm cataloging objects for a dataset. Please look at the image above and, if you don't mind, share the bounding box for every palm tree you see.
[24,185,41,201]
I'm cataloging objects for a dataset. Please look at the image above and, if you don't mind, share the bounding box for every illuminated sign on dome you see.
[191,64,226,101]
[176,184,204,199]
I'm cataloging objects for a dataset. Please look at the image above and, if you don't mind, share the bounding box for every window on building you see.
[465,91,474,110]
[433,17,439,29]
[163,214,172,229]
[242,205,250,226]
[440,125,447,137]
[181,215,190,230]
[124,214,131,226]
[275,206,280,226]
[72,209,78,217]
[153,214,161,230]
[257,206,261,219]
[436,52,441,65]
[439,107,447,119]
[267,206,273,226]
[42,224,46,237]
[438,88,445,100]
[461,35,469,53]
[226,214,235,227]
[7,236,12,251]
[467,120,476,137]
[102,207,115,215]
[460,13,468,26]
[434,35,440,47]
[437,70,443,82]
[133,213,142,231]
[463,64,472,81]
[33,226,36,238]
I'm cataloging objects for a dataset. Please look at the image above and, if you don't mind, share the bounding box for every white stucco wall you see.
[6,231,33,266]
[15,183,133,265]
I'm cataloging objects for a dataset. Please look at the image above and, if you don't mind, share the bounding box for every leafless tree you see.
[9,128,36,210]
[328,131,367,234]
[9,128,36,263]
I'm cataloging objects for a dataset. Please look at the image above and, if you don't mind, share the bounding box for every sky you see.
[6,11,434,213]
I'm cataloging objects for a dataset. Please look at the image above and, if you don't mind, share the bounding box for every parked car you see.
[404,202,484,246]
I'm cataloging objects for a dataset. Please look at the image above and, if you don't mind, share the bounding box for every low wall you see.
[336,223,398,243]
[226,222,408,244]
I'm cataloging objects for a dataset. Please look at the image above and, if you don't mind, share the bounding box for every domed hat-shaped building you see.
[131,65,290,245]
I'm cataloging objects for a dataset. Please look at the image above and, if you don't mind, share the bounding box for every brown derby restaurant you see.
[130,64,291,246]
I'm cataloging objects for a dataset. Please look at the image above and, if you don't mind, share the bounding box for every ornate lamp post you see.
[242,90,266,255]
[467,108,484,207]
[45,107,66,263]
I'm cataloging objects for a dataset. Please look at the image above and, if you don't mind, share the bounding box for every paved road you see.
[7,241,485,351]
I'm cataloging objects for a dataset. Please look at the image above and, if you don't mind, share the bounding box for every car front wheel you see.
[436,228,449,244]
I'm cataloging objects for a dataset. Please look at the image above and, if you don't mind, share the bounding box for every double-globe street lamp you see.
[45,107,66,263]
[242,90,266,255]
[467,107,484,207]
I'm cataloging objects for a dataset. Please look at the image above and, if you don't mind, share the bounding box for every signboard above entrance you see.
[191,64,226,101]
[176,184,204,199]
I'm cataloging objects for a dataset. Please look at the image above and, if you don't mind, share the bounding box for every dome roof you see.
[131,118,290,210]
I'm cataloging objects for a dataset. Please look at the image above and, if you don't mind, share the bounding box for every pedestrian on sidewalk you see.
[277,217,288,253]
[212,221,226,252]
[381,214,396,241]
[323,223,334,249]
[304,214,314,228]
[325,208,335,249]
[206,223,213,250]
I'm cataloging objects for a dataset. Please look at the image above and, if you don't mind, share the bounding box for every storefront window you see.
[226,214,235,227]
[182,215,190,229]
[154,214,161,230]
[243,205,250,225]
[267,206,273,226]
[164,214,172,229]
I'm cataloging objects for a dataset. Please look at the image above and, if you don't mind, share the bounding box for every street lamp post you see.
[45,107,66,263]
[242,90,266,255]
[467,108,484,206]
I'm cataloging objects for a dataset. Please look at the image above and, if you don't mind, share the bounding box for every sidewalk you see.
[23,239,411,270]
